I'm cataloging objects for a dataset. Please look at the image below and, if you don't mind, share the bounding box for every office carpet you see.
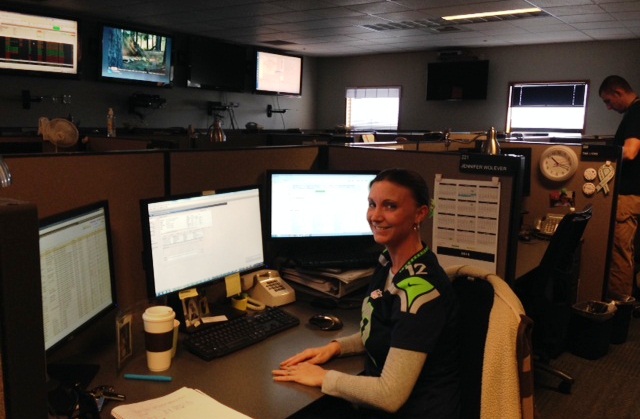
[534,316,640,419]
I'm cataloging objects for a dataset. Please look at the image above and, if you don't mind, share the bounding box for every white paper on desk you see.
[111,386,252,419]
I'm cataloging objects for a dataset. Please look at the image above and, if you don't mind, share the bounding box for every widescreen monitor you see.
[187,36,249,92]
[0,9,79,76]
[427,60,489,101]
[267,170,377,241]
[101,24,173,86]
[255,50,302,96]
[39,201,116,353]
[140,186,264,298]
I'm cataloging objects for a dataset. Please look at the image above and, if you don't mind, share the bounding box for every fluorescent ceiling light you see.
[442,7,541,21]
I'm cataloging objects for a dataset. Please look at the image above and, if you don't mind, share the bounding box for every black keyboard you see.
[184,306,300,361]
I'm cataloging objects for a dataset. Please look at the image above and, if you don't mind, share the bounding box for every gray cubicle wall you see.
[415,140,618,301]
[325,146,521,282]
[168,146,322,195]
[0,152,167,310]
[501,142,618,302]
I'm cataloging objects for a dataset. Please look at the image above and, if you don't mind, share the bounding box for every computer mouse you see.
[309,314,343,331]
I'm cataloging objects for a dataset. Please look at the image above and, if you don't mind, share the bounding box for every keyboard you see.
[184,306,300,361]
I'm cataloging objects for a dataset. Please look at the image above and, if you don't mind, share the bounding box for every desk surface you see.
[516,238,549,279]
[90,301,364,419]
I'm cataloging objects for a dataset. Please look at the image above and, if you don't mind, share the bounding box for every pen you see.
[124,373,172,382]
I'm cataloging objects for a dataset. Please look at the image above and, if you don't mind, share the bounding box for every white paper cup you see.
[171,319,180,358]
[142,306,175,372]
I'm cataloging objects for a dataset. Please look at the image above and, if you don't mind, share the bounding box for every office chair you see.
[514,205,593,394]
[446,265,535,419]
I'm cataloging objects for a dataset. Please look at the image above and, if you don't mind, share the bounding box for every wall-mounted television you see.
[0,9,79,76]
[100,24,173,86]
[187,36,249,92]
[255,49,302,96]
[427,60,489,101]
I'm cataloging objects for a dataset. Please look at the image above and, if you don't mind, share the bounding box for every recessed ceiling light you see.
[442,7,541,21]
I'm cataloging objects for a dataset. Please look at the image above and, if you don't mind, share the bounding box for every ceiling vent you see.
[263,40,297,46]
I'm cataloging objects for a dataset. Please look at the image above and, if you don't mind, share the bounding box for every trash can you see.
[608,295,636,344]
[568,301,616,360]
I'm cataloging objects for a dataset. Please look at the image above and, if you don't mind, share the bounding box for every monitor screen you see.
[0,9,79,75]
[426,60,489,101]
[267,170,377,240]
[255,50,302,96]
[140,187,264,298]
[39,202,116,353]
[100,24,173,86]
[187,36,249,92]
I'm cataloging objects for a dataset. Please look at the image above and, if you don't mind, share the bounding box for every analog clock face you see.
[539,145,579,181]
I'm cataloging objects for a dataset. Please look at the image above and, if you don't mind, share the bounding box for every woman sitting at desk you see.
[273,168,460,418]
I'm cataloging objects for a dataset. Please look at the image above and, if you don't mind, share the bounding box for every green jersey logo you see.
[395,277,440,314]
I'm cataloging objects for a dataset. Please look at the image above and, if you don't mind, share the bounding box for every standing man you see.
[599,75,640,298]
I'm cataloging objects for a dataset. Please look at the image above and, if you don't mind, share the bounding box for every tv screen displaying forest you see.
[101,25,172,85]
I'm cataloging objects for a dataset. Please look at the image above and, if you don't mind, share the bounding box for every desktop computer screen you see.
[39,201,116,353]
[140,186,264,298]
[267,170,377,240]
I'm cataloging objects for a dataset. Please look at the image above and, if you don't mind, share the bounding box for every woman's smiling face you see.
[367,180,424,248]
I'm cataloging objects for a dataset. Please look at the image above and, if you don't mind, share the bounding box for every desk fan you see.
[38,117,79,152]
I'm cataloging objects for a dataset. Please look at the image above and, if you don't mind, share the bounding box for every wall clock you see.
[539,145,579,182]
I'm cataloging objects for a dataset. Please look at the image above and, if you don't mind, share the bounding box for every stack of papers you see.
[281,267,373,298]
[111,387,251,419]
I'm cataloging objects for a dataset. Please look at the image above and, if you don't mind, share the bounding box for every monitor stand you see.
[47,362,100,389]
[47,363,100,416]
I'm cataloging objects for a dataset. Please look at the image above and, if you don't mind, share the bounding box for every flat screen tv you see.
[100,24,173,86]
[427,60,489,101]
[0,9,79,76]
[255,49,302,96]
[187,36,249,92]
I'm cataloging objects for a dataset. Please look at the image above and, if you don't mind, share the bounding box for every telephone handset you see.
[535,213,563,237]
[241,269,296,308]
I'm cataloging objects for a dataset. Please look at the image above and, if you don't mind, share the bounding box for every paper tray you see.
[281,267,373,298]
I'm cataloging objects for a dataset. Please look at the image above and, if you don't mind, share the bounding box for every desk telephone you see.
[535,213,564,237]
[242,269,296,308]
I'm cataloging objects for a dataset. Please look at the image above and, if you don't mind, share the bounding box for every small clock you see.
[584,167,597,181]
[539,145,579,182]
[582,182,596,196]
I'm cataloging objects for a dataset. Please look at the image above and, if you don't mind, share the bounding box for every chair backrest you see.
[538,205,592,279]
[446,265,533,419]
[520,205,592,358]
[450,271,494,419]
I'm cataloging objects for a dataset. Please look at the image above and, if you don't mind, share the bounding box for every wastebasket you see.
[608,295,636,344]
[568,301,616,360]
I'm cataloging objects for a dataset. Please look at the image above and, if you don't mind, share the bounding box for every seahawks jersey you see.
[360,246,460,418]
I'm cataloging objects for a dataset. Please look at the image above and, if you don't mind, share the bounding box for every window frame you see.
[345,86,401,131]
[506,80,590,135]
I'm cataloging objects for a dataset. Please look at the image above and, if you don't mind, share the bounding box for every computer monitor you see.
[0,9,79,76]
[254,49,302,96]
[140,186,264,298]
[266,170,378,259]
[39,201,116,386]
[100,23,173,86]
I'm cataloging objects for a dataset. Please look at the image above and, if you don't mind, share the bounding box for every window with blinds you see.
[507,81,589,133]
[345,87,401,130]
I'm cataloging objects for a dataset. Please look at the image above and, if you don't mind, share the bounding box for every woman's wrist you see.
[328,340,342,357]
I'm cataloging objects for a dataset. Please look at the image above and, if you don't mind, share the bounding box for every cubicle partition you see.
[169,146,322,195]
[0,152,166,309]
[501,142,619,301]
